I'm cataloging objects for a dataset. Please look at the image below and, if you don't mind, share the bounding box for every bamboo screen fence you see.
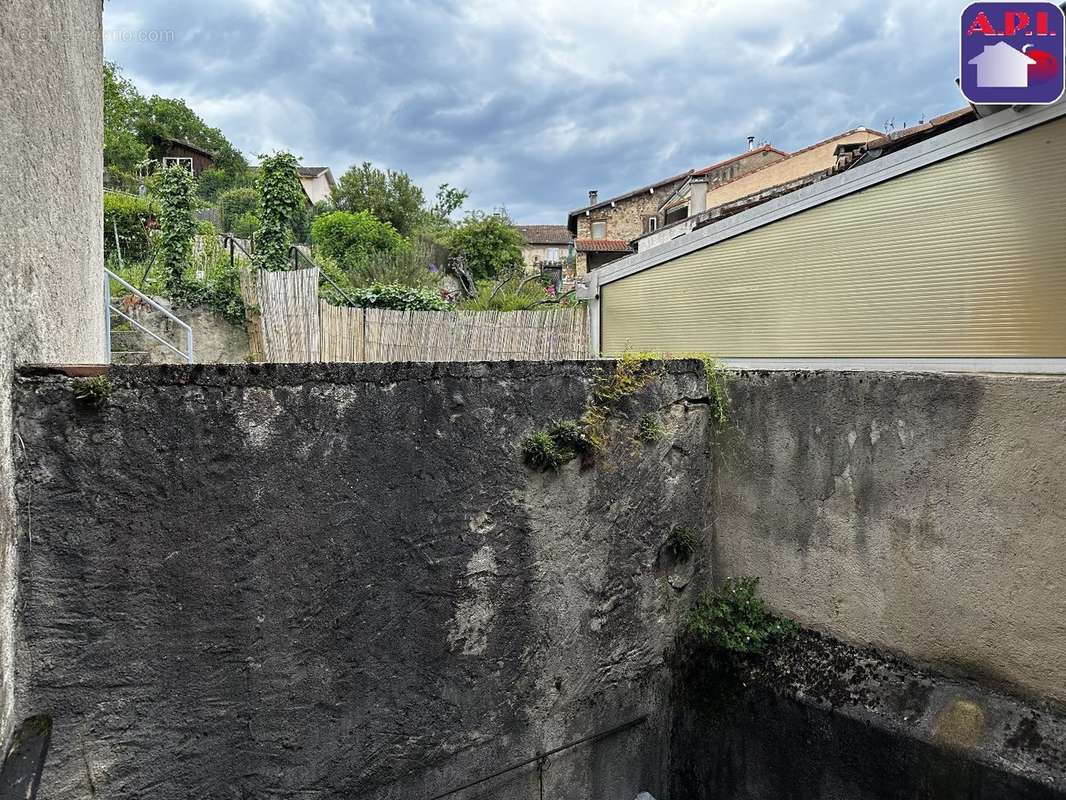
[243,267,590,363]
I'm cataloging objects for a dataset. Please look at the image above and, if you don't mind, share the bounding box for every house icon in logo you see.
[968,41,1038,88]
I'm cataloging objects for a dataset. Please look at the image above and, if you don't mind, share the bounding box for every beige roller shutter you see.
[601,117,1066,358]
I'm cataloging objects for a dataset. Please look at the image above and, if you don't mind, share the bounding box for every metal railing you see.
[104,268,194,363]
[426,715,647,800]
[290,245,357,307]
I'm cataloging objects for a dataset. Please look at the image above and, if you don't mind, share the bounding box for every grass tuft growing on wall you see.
[71,376,112,409]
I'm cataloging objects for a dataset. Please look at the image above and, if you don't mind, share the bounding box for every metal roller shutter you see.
[600,117,1066,358]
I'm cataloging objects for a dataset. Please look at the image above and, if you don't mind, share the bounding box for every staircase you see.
[105,269,194,365]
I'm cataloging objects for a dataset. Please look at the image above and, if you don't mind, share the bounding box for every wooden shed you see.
[161,138,215,177]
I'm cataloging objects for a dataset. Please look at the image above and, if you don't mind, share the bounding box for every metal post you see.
[185,326,194,363]
[112,221,124,271]
[104,272,112,364]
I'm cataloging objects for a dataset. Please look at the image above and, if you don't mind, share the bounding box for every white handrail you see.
[104,268,194,362]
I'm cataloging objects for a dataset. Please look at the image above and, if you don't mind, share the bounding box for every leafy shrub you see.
[255,152,305,272]
[104,192,158,262]
[156,165,197,291]
[219,187,259,233]
[446,211,525,281]
[233,211,261,240]
[340,241,443,290]
[311,210,409,271]
[684,577,798,657]
[196,168,232,201]
[346,283,447,311]
[522,431,564,471]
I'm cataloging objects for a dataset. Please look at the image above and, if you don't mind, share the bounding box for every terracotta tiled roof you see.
[516,225,572,245]
[576,239,633,253]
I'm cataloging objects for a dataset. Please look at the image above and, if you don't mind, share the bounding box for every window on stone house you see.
[646,216,658,233]
[590,221,607,239]
[663,205,688,226]
[547,247,560,261]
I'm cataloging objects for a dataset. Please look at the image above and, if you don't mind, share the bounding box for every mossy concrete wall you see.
[714,371,1066,704]
[12,362,712,799]
[0,0,105,747]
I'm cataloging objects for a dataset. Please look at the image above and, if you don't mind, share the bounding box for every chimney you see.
[689,176,709,216]
[588,189,599,206]
[747,136,756,151]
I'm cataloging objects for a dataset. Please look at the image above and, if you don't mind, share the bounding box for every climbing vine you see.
[255,151,305,272]
[156,165,197,292]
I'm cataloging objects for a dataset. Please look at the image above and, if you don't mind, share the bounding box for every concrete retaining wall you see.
[0,0,105,746]
[12,362,713,799]
[714,371,1066,703]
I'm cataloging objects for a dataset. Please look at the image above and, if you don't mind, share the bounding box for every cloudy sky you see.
[104,0,966,223]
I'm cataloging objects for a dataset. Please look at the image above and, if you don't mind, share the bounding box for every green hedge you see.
[219,187,259,234]
[103,192,158,262]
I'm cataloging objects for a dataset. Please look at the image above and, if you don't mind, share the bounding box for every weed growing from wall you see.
[636,413,664,443]
[522,431,565,471]
[684,577,797,657]
[666,526,697,561]
[520,353,663,471]
[522,419,597,471]
[71,377,112,409]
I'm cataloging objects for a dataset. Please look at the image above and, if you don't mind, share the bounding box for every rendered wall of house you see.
[600,117,1066,357]
[714,370,1066,704]
[698,129,880,212]
[0,0,105,748]
[521,243,569,269]
[299,174,333,205]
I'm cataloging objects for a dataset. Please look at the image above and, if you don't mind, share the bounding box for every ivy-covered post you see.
[157,165,197,292]
[255,152,304,271]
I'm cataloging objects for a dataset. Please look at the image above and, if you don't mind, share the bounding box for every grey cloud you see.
[106,0,964,223]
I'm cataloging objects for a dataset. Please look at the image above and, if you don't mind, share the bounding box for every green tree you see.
[446,211,525,281]
[311,210,408,270]
[255,152,305,271]
[156,165,197,291]
[103,62,149,188]
[332,162,425,237]
[219,187,259,233]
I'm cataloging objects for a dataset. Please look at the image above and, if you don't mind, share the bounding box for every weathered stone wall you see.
[714,371,1066,704]
[13,361,713,799]
[121,303,251,364]
[0,0,105,746]
[574,181,685,275]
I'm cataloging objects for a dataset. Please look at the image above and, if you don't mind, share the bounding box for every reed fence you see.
[246,266,589,363]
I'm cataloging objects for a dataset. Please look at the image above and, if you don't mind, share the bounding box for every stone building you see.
[565,144,787,275]
[635,128,884,252]
[515,224,573,271]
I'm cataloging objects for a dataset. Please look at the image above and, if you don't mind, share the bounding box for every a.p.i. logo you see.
[961,2,1065,104]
